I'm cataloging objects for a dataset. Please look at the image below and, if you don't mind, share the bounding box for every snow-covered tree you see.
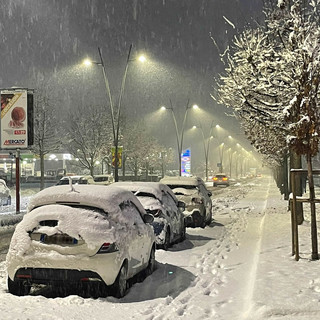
[215,0,320,258]
[121,119,173,179]
[64,104,113,177]
[30,86,62,190]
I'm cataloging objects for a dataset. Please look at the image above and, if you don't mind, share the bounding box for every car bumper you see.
[7,251,122,286]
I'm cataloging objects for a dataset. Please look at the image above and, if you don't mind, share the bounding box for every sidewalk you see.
[248,178,320,320]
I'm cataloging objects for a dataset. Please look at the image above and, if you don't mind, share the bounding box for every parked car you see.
[160,176,212,228]
[213,173,230,187]
[113,181,186,250]
[0,179,11,206]
[6,184,156,298]
[93,174,114,185]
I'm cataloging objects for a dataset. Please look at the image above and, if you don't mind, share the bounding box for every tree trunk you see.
[282,154,289,200]
[122,156,126,178]
[40,153,45,191]
[290,151,304,224]
[307,153,319,260]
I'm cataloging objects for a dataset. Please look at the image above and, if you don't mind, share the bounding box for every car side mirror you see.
[208,191,212,197]
[177,200,186,211]
[143,213,154,224]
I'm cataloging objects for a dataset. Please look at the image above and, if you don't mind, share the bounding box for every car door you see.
[162,193,180,240]
[119,200,150,277]
[199,183,212,219]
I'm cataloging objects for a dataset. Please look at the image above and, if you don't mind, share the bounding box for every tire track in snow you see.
[240,178,271,319]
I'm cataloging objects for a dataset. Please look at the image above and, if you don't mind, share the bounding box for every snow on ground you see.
[0,177,320,319]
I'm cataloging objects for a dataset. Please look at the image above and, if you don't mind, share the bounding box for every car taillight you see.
[192,197,203,204]
[222,177,228,181]
[213,177,218,181]
[97,242,118,254]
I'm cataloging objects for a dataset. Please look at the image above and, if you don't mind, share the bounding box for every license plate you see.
[40,234,78,245]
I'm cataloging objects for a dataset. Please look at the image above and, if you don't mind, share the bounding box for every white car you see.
[6,185,156,298]
[114,182,186,250]
[0,179,11,206]
[160,176,213,228]
[93,174,114,185]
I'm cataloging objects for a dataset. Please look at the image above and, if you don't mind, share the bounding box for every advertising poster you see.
[1,89,28,149]
[181,148,191,176]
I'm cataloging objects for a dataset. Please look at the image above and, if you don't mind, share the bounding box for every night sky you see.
[0,0,263,170]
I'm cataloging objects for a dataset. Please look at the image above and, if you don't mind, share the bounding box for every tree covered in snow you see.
[215,0,320,258]
[121,119,173,179]
[30,85,62,190]
[64,104,113,177]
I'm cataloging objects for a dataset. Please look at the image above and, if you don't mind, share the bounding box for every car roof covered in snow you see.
[27,184,147,215]
[160,176,204,186]
[113,181,178,203]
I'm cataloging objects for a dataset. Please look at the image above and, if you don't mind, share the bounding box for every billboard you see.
[181,148,191,176]
[1,89,29,149]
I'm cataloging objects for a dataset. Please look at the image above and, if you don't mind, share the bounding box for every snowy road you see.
[0,176,306,320]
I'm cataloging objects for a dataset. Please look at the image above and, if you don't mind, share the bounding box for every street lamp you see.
[161,101,198,176]
[192,121,215,181]
[83,45,145,182]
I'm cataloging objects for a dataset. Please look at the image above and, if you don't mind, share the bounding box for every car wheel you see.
[7,195,11,205]
[7,277,31,296]
[163,228,171,250]
[145,245,156,277]
[113,263,127,298]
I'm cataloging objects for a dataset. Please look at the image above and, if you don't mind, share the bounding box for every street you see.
[0,176,290,320]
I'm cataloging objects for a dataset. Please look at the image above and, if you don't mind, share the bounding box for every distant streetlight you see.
[161,100,199,176]
[83,45,145,181]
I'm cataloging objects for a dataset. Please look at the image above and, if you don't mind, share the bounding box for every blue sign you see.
[181,148,191,176]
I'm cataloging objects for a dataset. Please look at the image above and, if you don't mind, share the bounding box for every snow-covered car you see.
[0,179,11,206]
[213,173,230,187]
[113,182,186,250]
[160,176,212,228]
[6,185,156,298]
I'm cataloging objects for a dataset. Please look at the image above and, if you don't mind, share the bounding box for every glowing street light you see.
[83,45,146,182]
[161,101,199,176]
[138,55,147,63]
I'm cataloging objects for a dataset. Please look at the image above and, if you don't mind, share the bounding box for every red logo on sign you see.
[14,130,26,135]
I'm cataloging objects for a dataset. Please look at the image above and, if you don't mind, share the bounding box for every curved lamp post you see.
[192,120,214,181]
[83,45,146,181]
[161,101,198,176]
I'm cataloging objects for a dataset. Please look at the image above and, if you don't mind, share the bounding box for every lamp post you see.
[83,45,146,182]
[192,121,214,181]
[161,101,198,176]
